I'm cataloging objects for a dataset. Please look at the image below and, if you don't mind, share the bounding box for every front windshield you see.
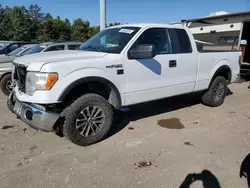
[79,27,141,54]
[8,46,26,56]
[21,44,47,56]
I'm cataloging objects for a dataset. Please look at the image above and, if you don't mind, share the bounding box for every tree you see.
[37,14,71,41]
[0,4,122,42]
[37,13,53,41]
[9,6,32,41]
[89,26,100,38]
[71,18,91,41]
[28,4,44,40]
[51,16,71,41]
[0,5,13,40]
[44,13,53,21]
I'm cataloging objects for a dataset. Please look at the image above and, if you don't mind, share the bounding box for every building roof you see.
[186,11,250,22]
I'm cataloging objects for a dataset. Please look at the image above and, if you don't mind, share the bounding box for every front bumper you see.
[7,92,59,132]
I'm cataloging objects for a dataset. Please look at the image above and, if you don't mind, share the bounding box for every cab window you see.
[45,45,65,52]
[130,28,171,55]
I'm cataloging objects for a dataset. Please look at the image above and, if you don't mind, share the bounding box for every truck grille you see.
[13,64,27,92]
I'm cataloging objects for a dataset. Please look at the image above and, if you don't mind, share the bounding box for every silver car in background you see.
[21,42,82,55]
[0,44,36,58]
[0,42,82,96]
[0,44,36,95]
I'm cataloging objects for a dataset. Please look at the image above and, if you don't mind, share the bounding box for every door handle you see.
[169,60,177,67]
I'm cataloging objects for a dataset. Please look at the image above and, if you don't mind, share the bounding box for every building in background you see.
[183,11,250,78]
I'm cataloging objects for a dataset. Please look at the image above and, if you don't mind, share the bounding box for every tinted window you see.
[21,45,47,56]
[8,44,20,52]
[168,29,192,53]
[45,45,65,52]
[8,46,26,56]
[68,44,80,50]
[131,28,171,55]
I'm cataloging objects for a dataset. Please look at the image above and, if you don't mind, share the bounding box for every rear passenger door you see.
[167,28,198,92]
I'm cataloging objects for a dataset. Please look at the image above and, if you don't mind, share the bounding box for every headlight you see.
[25,72,58,95]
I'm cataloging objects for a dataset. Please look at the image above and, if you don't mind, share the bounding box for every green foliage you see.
[10,6,32,41]
[0,4,121,42]
[28,4,44,40]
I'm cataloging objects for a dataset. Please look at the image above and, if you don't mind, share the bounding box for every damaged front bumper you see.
[7,91,59,132]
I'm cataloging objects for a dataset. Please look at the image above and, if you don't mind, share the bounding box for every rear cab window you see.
[168,28,193,53]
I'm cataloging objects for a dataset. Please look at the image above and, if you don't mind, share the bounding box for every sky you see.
[2,0,250,25]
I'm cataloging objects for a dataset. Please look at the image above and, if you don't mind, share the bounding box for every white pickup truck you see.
[8,23,241,146]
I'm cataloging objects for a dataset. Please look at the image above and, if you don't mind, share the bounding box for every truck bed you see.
[194,51,241,91]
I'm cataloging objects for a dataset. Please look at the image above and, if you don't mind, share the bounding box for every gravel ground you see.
[0,82,250,188]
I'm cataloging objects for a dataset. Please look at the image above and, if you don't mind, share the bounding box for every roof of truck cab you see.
[108,23,186,29]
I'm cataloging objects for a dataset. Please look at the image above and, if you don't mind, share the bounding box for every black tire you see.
[61,93,114,146]
[0,74,12,96]
[202,76,228,107]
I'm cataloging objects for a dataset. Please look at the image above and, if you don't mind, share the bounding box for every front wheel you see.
[202,76,228,107]
[61,93,114,146]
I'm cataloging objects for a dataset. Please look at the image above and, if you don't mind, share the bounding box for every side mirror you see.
[129,44,155,59]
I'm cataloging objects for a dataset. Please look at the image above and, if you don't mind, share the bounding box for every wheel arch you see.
[0,72,11,81]
[58,76,122,109]
[209,65,232,88]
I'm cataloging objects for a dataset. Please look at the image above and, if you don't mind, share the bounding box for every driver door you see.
[123,27,179,105]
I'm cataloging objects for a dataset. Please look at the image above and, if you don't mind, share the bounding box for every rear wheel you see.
[0,74,14,96]
[202,76,228,107]
[61,93,114,146]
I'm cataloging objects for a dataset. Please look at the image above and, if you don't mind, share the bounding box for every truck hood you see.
[14,50,108,68]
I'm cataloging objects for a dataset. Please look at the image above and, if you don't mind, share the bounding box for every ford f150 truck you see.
[8,23,241,146]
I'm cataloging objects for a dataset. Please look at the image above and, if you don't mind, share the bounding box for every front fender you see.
[49,68,123,109]
[54,68,121,97]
